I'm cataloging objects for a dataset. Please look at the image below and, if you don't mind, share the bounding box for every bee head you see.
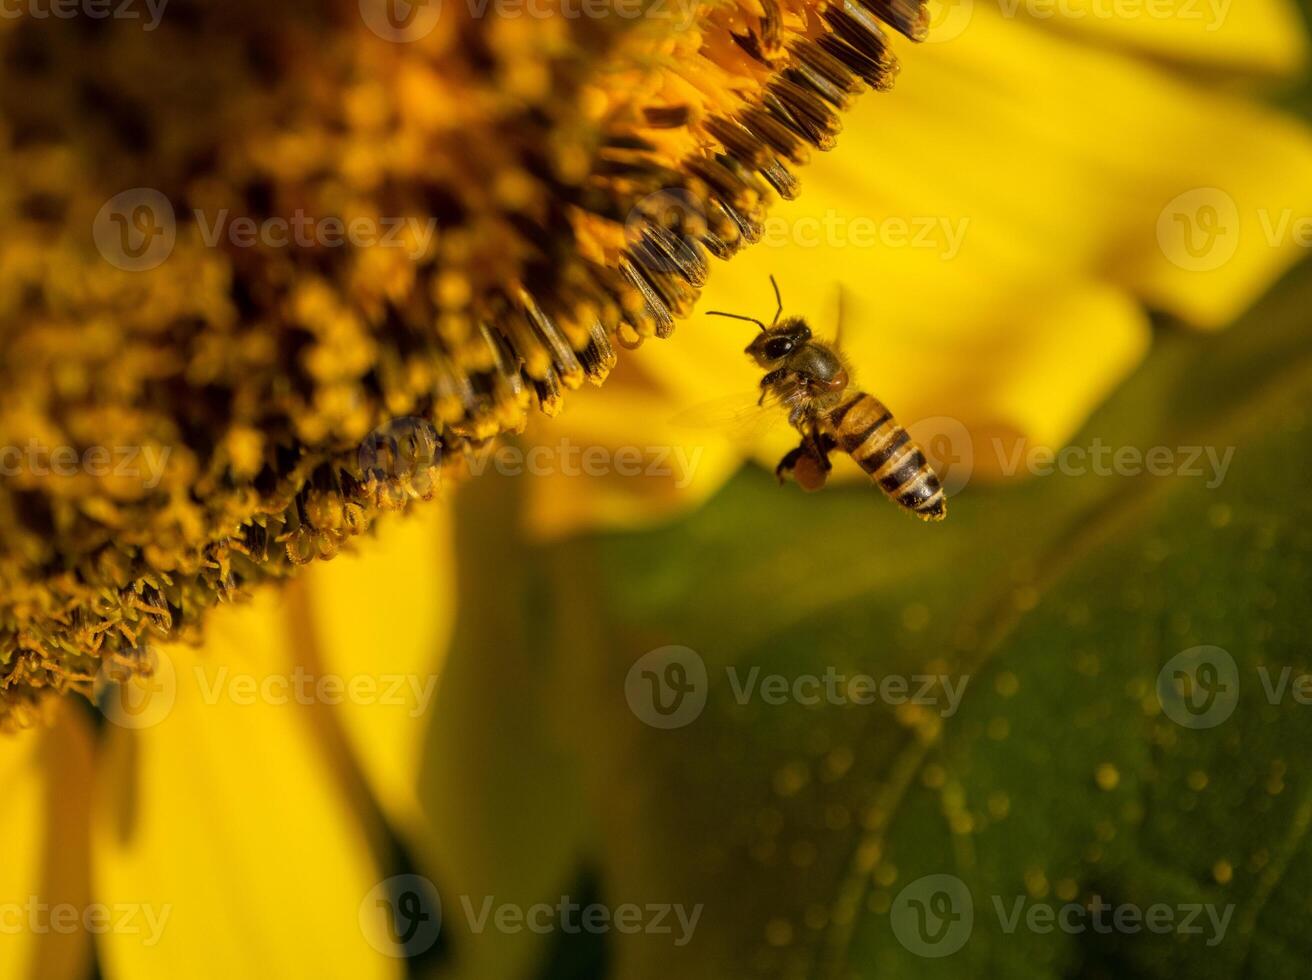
[745,318,811,368]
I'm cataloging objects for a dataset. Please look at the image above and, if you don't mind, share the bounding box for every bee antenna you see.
[706,310,767,332]
[769,275,783,325]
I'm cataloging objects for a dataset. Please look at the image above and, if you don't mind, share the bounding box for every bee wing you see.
[668,389,788,441]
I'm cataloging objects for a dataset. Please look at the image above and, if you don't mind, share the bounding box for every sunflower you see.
[0,0,929,727]
[3,0,1312,977]
[517,0,1312,537]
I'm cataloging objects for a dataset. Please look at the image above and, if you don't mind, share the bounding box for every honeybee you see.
[705,277,947,521]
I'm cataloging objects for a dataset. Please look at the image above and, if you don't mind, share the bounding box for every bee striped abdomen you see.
[829,393,946,521]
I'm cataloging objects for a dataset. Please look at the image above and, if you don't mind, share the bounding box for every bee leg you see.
[780,429,835,493]
[758,370,786,405]
[775,444,807,484]
[777,433,832,493]
[796,426,834,468]
[809,430,838,473]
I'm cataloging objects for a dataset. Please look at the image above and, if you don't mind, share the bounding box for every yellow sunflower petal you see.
[924,0,1309,76]
[520,367,745,540]
[697,5,1312,452]
[0,704,94,980]
[523,2,1312,525]
[898,6,1312,329]
[299,505,455,849]
[91,590,404,980]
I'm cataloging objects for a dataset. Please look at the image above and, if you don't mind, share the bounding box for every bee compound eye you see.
[764,337,793,360]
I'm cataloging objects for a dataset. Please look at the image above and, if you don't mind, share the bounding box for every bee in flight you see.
[705,277,947,521]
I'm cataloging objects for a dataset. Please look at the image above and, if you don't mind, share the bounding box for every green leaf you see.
[418,474,594,980]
